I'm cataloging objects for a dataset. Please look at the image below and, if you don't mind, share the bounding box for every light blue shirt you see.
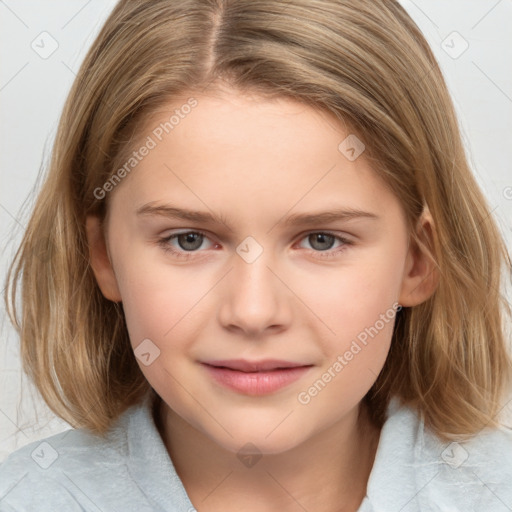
[1,390,511,511]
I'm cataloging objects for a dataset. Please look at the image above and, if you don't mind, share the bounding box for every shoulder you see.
[0,404,138,511]
[419,417,512,511]
[366,397,512,512]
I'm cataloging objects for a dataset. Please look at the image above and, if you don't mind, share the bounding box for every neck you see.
[154,396,381,512]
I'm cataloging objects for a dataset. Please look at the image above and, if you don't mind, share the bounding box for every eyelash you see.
[157,230,353,260]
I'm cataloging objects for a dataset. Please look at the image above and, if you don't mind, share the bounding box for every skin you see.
[86,86,438,512]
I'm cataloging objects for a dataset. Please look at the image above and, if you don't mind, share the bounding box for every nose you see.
[217,247,292,338]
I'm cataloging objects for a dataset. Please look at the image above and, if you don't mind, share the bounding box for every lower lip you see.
[202,364,312,395]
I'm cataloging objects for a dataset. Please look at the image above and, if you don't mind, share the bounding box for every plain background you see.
[1,0,511,461]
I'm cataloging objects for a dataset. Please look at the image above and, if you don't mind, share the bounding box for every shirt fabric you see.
[1,390,511,511]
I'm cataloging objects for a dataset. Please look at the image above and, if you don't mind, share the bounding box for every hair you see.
[4,0,512,442]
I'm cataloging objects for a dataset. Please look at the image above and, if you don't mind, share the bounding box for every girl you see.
[1,1,512,511]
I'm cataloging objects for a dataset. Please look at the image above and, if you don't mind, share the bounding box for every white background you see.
[1,0,511,461]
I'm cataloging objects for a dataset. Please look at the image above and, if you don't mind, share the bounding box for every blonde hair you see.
[5,0,512,441]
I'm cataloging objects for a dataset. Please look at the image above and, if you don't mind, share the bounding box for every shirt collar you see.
[125,390,196,512]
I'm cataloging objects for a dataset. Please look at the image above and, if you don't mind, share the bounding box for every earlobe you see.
[85,215,122,303]
[398,207,440,307]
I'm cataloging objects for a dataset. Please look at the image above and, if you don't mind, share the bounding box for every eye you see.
[297,232,352,258]
[157,230,353,261]
[157,230,215,259]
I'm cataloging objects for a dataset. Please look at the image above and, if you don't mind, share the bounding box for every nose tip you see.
[217,242,291,336]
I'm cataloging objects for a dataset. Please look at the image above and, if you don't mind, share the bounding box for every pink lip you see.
[201,359,313,395]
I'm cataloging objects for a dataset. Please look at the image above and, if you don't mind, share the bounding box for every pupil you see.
[310,233,334,251]
[178,233,203,251]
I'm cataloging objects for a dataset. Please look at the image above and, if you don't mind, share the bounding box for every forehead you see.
[108,89,399,224]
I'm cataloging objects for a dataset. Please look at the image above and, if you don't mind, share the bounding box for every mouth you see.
[200,359,313,395]
[203,358,310,372]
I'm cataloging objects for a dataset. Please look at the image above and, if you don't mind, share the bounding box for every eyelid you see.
[294,229,353,243]
[157,229,353,260]
[294,231,353,256]
[165,229,216,247]
[156,229,216,259]
[159,229,351,246]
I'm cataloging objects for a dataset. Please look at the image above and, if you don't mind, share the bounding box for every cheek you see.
[291,241,404,408]
[109,231,208,349]
[295,270,398,419]
[297,245,404,345]
[118,268,211,349]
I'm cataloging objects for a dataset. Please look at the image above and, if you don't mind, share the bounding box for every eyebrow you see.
[136,202,379,229]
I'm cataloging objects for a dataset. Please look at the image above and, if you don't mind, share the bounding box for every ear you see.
[85,215,122,302]
[398,206,440,307]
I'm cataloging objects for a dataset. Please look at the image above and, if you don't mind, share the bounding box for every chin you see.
[204,420,310,457]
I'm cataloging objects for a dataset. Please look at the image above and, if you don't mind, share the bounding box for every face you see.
[89,87,422,455]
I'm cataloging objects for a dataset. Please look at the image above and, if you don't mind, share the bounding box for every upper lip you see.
[202,359,312,372]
